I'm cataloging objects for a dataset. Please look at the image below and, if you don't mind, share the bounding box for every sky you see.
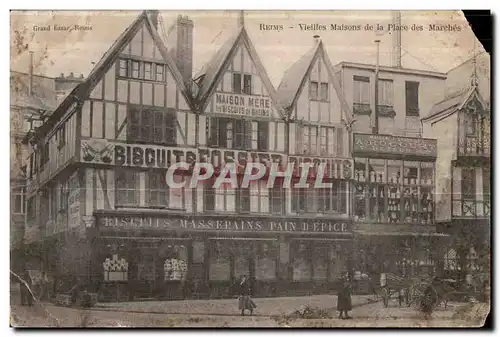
[10,10,487,87]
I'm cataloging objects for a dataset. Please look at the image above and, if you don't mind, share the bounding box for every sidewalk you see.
[94,294,378,317]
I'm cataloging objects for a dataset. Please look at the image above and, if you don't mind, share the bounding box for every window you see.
[297,125,333,155]
[155,64,164,81]
[243,74,252,95]
[354,159,435,224]
[462,168,476,199]
[119,59,128,77]
[203,180,236,212]
[147,171,168,207]
[204,184,216,212]
[131,61,140,79]
[320,83,329,101]
[232,73,242,93]
[57,125,66,149]
[353,76,371,115]
[207,117,268,151]
[144,62,152,80]
[238,187,251,213]
[291,181,347,214]
[483,168,490,200]
[12,187,25,214]
[128,106,176,145]
[320,128,328,156]
[115,169,139,206]
[26,197,36,221]
[309,81,318,100]
[40,143,49,169]
[378,79,395,117]
[103,255,128,281]
[269,187,283,214]
[57,182,69,212]
[466,115,477,136]
[405,81,420,116]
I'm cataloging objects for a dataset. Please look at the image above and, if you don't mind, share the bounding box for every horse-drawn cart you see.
[380,273,484,310]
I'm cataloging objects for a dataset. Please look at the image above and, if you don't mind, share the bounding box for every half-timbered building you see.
[422,52,491,287]
[25,11,198,300]
[275,35,354,294]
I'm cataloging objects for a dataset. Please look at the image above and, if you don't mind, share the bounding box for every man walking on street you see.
[237,275,256,316]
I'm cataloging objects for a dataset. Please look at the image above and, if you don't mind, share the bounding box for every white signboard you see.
[214,92,271,117]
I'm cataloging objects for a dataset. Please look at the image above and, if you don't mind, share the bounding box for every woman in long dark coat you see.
[337,274,352,319]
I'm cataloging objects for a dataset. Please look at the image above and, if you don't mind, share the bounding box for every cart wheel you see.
[382,288,389,308]
[410,283,438,311]
[421,286,439,311]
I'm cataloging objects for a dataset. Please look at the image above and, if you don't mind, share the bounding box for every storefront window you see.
[209,241,231,281]
[329,244,346,281]
[313,245,328,281]
[233,242,252,279]
[292,241,312,281]
[103,254,128,281]
[255,241,277,281]
[353,158,435,224]
[163,244,188,281]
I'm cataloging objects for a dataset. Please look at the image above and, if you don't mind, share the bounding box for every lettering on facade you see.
[80,139,353,180]
[353,134,437,157]
[98,216,350,233]
[214,93,271,117]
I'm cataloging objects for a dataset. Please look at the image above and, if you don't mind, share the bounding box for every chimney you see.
[391,11,402,68]
[167,15,194,85]
[148,10,159,30]
[28,51,34,96]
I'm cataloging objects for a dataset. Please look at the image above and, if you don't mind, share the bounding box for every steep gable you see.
[276,41,352,124]
[34,11,193,139]
[195,27,279,117]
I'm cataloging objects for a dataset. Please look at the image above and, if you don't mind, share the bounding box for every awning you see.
[353,230,450,237]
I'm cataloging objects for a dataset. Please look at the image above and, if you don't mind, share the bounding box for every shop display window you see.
[353,158,435,224]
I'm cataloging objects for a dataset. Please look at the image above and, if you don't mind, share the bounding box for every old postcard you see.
[10,10,490,328]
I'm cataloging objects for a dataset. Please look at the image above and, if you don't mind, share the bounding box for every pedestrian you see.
[337,273,352,319]
[237,275,256,316]
[20,270,33,307]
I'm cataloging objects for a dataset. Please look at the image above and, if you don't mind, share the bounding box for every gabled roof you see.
[194,27,278,115]
[33,11,193,140]
[276,40,353,123]
[422,86,487,123]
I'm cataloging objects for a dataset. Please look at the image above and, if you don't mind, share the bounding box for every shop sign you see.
[353,133,437,157]
[214,92,271,117]
[98,215,351,234]
[80,138,196,168]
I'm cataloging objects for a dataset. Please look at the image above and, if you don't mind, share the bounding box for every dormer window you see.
[309,81,329,101]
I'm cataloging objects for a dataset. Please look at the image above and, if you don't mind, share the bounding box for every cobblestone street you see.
[10,292,489,328]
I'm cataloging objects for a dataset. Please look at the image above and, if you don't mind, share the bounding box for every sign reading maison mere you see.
[215,93,271,117]
[353,134,437,157]
[98,216,350,233]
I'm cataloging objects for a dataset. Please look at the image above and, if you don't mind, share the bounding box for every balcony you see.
[452,199,491,218]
